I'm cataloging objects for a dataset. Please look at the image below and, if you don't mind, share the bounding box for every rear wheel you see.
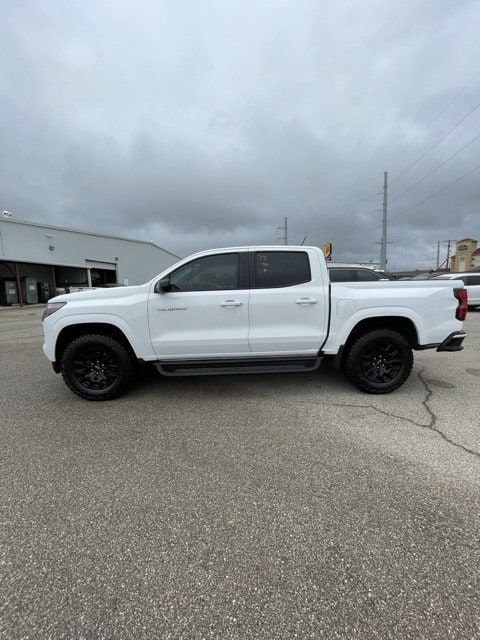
[60,334,133,400]
[344,329,413,394]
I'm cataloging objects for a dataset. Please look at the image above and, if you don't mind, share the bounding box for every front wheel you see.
[60,334,133,400]
[344,329,413,394]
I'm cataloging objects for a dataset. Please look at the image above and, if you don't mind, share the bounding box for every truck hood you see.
[49,283,150,304]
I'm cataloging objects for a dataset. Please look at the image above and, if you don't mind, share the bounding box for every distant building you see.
[472,248,480,269]
[0,217,180,306]
[449,238,479,272]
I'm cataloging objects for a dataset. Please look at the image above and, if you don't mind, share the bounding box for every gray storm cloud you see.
[1,0,479,268]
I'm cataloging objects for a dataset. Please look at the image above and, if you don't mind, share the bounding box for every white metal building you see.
[0,217,180,306]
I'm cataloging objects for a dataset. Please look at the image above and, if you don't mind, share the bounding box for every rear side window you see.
[253,251,311,288]
[465,275,480,285]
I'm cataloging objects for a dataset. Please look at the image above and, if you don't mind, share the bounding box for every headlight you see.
[42,301,67,321]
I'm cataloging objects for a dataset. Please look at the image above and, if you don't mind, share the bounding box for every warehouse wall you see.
[0,218,180,286]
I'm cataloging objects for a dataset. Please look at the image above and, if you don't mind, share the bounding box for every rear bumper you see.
[416,331,466,352]
[437,331,466,352]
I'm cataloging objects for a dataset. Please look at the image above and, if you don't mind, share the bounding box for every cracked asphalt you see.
[1,306,479,639]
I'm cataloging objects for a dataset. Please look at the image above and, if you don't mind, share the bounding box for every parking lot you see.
[1,305,479,639]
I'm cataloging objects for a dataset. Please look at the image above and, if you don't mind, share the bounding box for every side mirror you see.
[154,277,171,293]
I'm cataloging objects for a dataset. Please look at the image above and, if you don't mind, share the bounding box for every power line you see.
[357,208,382,218]
[302,174,381,217]
[301,192,378,232]
[389,132,480,204]
[318,192,378,216]
[390,100,480,185]
[385,68,480,170]
[299,192,381,245]
[457,192,480,208]
[445,192,480,216]
[305,71,480,236]
[390,165,480,222]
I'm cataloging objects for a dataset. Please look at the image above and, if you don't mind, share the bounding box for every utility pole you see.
[436,240,456,270]
[436,241,440,269]
[380,171,388,270]
[442,239,456,269]
[277,217,288,245]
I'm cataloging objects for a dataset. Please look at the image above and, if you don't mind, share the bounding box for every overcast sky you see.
[1,0,480,269]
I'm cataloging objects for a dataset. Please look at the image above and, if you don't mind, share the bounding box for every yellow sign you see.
[323,242,332,260]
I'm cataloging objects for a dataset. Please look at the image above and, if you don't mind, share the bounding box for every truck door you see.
[247,249,329,354]
[148,251,250,357]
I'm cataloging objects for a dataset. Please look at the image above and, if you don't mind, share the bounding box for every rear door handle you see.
[221,300,243,307]
[295,298,318,305]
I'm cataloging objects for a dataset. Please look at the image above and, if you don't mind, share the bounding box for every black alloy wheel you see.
[60,334,133,400]
[345,329,413,394]
[72,344,119,390]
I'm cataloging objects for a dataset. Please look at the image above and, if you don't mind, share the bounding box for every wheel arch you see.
[340,316,418,367]
[55,323,138,371]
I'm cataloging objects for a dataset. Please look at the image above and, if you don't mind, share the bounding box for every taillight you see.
[454,288,468,321]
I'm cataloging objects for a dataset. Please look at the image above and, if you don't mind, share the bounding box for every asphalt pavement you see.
[1,305,479,639]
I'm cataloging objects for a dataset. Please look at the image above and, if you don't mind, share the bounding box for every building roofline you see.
[0,217,180,259]
[0,256,104,270]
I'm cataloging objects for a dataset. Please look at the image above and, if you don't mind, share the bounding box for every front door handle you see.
[295,298,318,305]
[221,300,243,307]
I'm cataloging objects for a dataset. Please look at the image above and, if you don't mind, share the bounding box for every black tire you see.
[344,329,413,394]
[60,334,133,401]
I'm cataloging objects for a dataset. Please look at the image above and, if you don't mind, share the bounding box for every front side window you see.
[169,253,239,291]
[253,251,311,288]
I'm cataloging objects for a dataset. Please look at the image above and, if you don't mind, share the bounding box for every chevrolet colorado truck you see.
[42,246,467,400]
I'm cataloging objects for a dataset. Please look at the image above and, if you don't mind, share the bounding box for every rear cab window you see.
[252,251,311,288]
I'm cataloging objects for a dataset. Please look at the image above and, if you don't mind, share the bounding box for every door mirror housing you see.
[155,277,172,293]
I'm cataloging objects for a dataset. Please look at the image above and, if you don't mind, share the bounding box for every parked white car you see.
[431,273,480,309]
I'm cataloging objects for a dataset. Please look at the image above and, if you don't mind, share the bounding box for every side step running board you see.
[154,356,322,377]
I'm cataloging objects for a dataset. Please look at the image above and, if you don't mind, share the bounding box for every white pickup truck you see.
[42,246,467,400]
